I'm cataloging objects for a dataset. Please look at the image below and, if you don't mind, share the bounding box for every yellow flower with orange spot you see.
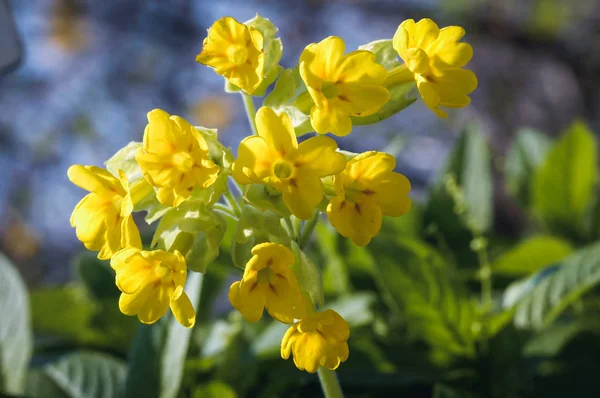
[326,151,411,246]
[390,18,477,118]
[232,106,346,220]
[281,309,350,373]
[110,247,196,328]
[68,165,141,260]
[135,109,220,207]
[228,242,305,323]
[299,36,390,136]
[196,16,265,94]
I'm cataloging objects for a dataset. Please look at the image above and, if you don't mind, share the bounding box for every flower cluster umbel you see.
[68,15,476,374]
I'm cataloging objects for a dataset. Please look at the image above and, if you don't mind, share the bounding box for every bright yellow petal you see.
[373,173,411,217]
[137,286,171,324]
[327,197,382,246]
[171,292,196,328]
[334,50,387,84]
[283,172,324,220]
[332,83,390,117]
[120,215,142,249]
[310,104,352,137]
[299,36,346,88]
[293,136,346,177]
[255,107,298,155]
[346,151,395,182]
[68,165,120,194]
[413,18,440,48]
[232,136,275,184]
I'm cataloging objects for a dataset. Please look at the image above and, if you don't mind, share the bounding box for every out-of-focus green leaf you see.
[125,272,202,398]
[492,235,573,276]
[325,292,376,328]
[0,254,32,395]
[424,125,493,265]
[505,128,551,207]
[379,202,423,240]
[193,382,237,398]
[26,352,126,398]
[369,237,478,358]
[523,319,600,357]
[75,253,119,300]
[503,242,600,330]
[291,241,324,308]
[315,223,351,295]
[531,120,597,237]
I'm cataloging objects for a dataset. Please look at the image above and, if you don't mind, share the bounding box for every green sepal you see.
[290,241,324,308]
[231,205,290,269]
[245,14,283,97]
[243,184,291,218]
[105,141,143,181]
[358,39,401,70]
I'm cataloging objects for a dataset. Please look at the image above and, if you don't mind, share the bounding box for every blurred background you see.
[2,0,600,397]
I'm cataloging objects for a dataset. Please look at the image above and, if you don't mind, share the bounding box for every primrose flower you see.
[136,109,220,207]
[68,165,141,260]
[110,247,196,328]
[299,36,390,136]
[228,242,305,323]
[232,107,346,219]
[326,151,411,246]
[281,309,350,373]
[391,18,477,118]
[196,16,265,94]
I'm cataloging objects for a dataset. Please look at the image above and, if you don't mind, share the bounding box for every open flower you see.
[299,36,390,136]
[228,242,305,323]
[196,16,265,94]
[326,151,411,246]
[136,109,220,207]
[68,165,141,260]
[281,309,350,373]
[232,106,346,219]
[392,18,477,118]
[110,247,196,328]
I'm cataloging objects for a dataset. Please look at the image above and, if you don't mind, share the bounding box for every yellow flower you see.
[232,107,346,220]
[326,151,411,246]
[110,247,196,328]
[136,109,220,207]
[281,309,350,373]
[68,165,141,260]
[196,16,265,94]
[228,242,305,323]
[391,18,477,118]
[299,36,390,137]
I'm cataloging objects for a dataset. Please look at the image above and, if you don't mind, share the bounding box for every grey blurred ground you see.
[0,0,599,285]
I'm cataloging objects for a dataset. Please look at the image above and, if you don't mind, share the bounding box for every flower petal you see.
[293,136,346,177]
[255,107,298,155]
[171,292,196,328]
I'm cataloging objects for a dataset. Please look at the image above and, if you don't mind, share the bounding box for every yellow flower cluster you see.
[68,14,476,375]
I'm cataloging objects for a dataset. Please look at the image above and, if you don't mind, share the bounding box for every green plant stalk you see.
[241,93,258,135]
[213,203,238,221]
[318,367,344,398]
[299,211,320,249]
[284,217,297,240]
[224,190,242,217]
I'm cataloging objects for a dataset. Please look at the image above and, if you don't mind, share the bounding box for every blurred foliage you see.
[5,120,600,397]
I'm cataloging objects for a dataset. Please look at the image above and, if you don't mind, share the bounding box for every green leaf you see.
[125,272,203,398]
[26,352,126,398]
[193,382,237,398]
[503,242,600,330]
[314,223,351,295]
[0,254,32,395]
[290,241,324,308]
[75,253,119,300]
[325,292,376,328]
[358,39,400,70]
[492,235,573,276]
[505,128,551,206]
[423,125,493,265]
[531,120,597,237]
[105,141,143,181]
[369,238,478,358]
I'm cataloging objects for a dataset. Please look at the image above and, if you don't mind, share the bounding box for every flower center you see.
[273,160,294,179]
[155,262,172,283]
[172,152,194,172]
[227,45,249,65]
[257,267,274,284]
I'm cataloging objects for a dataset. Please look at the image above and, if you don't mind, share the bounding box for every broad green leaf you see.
[0,254,32,394]
[505,128,551,206]
[492,235,573,276]
[358,39,400,70]
[26,352,126,398]
[369,237,478,357]
[531,120,597,237]
[424,125,493,265]
[125,272,203,398]
[193,382,237,398]
[105,141,143,181]
[325,292,376,328]
[503,242,600,330]
[523,319,600,357]
[290,241,324,308]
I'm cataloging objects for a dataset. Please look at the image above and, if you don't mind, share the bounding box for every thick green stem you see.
[224,190,242,217]
[241,93,258,135]
[299,211,320,249]
[318,367,344,398]
[284,217,297,240]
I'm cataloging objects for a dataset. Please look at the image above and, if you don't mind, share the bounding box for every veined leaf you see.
[0,254,32,395]
[503,242,600,330]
